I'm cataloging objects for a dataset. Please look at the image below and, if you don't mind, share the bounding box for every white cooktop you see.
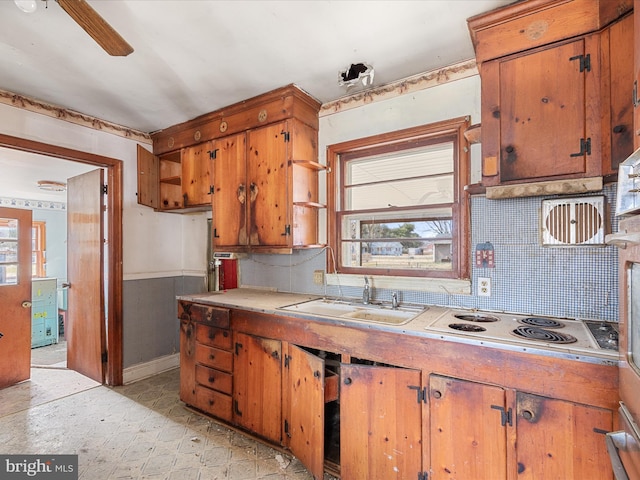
[426,310,617,359]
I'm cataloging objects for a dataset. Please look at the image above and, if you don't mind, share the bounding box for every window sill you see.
[325,273,471,295]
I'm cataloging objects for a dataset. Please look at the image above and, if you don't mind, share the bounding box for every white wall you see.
[0,103,207,279]
[317,75,482,244]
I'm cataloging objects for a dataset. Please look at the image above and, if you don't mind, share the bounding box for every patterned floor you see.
[0,368,331,479]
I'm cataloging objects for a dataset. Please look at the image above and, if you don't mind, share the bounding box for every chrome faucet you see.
[363,277,370,304]
[391,291,399,309]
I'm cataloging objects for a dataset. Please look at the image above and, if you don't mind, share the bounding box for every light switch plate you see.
[478,277,491,297]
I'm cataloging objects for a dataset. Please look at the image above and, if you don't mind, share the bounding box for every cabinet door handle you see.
[249,182,258,202]
[237,184,246,204]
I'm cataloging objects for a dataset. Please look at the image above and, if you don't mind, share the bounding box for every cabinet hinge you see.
[282,131,290,142]
[569,53,591,72]
[281,225,291,237]
[235,342,243,355]
[209,149,218,160]
[491,405,513,427]
[234,399,243,417]
[418,472,429,480]
[102,184,108,195]
[284,354,292,368]
[284,419,291,437]
[101,351,108,363]
[209,185,214,195]
[213,228,220,238]
[570,137,591,157]
[408,385,427,404]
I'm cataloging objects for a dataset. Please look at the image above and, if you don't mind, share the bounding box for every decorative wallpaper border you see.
[0,197,66,211]
[0,89,151,143]
[320,59,479,117]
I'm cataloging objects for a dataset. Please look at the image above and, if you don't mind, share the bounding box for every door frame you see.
[0,133,123,386]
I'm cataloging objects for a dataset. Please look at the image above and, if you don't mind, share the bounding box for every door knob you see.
[22,301,32,308]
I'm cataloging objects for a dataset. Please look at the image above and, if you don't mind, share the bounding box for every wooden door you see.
[182,142,212,207]
[136,144,159,209]
[67,169,106,383]
[498,40,587,181]
[429,375,508,480]
[233,332,282,444]
[515,392,613,479]
[0,207,32,389]
[211,133,247,249]
[247,122,289,248]
[285,345,325,480]
[340,363,422,479]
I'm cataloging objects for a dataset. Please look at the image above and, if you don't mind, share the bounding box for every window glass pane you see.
[346,143,454,186]
[346,174,453,210]
[340,213,453,271]
[0,218,18,285]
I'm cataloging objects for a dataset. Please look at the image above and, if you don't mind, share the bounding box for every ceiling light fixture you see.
[37,180,67,192]
[14,0,38,13]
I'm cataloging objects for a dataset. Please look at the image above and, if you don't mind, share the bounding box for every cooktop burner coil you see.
[519,317,565,328]
[448,323,487,332]
[453,314,499,323]
[511,326,577,344]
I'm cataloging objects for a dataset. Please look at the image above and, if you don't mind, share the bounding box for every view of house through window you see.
[327,117,470,279]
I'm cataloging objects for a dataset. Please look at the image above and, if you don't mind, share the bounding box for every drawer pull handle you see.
[209,354,215,360]
[208,377,215,383]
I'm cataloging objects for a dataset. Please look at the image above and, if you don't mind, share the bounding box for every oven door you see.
[606,216,640,478]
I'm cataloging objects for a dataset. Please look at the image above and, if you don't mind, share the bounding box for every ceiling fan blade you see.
[56,0,133,56]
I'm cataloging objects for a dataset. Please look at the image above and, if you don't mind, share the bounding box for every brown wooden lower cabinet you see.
[233,332,283,444]
[177,301,617,480]
[429,375,614,480]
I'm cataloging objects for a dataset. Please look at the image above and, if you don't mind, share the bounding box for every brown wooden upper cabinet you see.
[138,84,324,252]
[137,143,213,212]
[468,0,633,197]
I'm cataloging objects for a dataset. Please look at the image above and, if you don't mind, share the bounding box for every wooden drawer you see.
[178,301,230,328]
[195,324,232,350]
[195,364,232,395]
[195,344,233,372]
[194,385,232,422]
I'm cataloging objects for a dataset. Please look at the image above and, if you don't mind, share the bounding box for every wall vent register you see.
[541,196,605,246]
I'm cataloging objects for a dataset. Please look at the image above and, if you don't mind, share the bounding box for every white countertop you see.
[178,288,619,365]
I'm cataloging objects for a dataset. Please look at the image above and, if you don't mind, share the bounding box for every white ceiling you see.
[0,0,514,201]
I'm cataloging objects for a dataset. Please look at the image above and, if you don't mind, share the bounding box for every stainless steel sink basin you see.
[278,298,426,325]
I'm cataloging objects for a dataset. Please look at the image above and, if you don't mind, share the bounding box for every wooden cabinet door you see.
[429,375,508,480]
[285,345,326,480]
[515,392,613,480]
[136,144,158,209]
[606,13,634,174]
[247,122,290,248]
[181,142,212,207]
[233,332,282,444]
[496,40,589,182]
[211,133,247,249]
[179,318,196,406]
[340,363,422,480]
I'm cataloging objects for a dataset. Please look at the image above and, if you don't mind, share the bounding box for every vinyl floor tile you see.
[0,368,335,480]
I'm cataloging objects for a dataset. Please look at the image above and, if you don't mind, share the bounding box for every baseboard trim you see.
[122,353,179,384]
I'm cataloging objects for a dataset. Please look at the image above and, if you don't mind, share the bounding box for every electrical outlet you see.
[478,277,491,297]
[313,270,325,285]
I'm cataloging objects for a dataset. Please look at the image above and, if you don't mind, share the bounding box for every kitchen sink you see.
[278,298,426,325]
